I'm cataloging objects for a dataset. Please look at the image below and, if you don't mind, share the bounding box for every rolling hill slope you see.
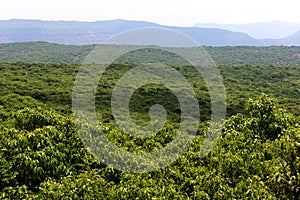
[0,42,299,66]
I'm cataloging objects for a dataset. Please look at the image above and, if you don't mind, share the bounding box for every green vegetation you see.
[0,42,95,64]
[0,62,77,114]
[1,62,300,118]
[206,46,300,66]
[0,94,299,199]
[0,44,300,198]
[1,42,300,66]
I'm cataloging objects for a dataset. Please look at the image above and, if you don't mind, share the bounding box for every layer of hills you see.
[194,21,300,39]
[1,42,299,66]
[1,19,299,46]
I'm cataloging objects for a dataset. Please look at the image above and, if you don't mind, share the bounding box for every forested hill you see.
[0,42,95,64]
[1,42,300,66]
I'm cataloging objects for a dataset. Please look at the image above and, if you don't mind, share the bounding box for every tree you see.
[246,94,295,141]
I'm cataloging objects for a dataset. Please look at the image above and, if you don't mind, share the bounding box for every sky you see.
[1,0,300,26]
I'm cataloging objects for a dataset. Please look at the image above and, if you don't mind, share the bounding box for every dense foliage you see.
[1,42,300,66]
[206,46,300,66]
[0,54,299,198]
[0,42,95,64]
[1,62,300,118]
[0,94,299,199]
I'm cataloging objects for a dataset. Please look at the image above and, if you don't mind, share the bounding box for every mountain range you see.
[194,21,300,39]
[0,19,299,46]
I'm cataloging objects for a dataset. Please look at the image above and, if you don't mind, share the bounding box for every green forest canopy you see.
[0,43,299,198]
[0,42,300,66]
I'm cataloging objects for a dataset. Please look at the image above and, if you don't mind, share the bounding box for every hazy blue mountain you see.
[194,21,300,39]
[0,19,264,46]
[0,19,160,44]
[280,30,300,45]
[261,30,300,46]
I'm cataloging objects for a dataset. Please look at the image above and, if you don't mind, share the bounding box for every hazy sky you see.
[1,0,299,26]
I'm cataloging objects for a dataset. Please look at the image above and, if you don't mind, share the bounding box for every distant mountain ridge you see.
[281,30,300,46]
[0,19,264,46]
[194,21,300,39]
[0,19,299,46]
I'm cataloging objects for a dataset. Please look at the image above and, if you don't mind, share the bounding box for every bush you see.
[246,94,295,141]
